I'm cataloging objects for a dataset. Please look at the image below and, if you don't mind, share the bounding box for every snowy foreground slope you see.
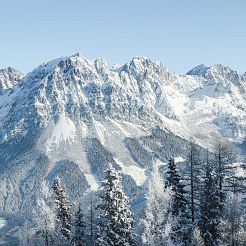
[0,53,246,223]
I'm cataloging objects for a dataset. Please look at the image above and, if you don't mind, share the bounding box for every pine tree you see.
[166,158,189,244]
[185,140,202,224]
[72,205,86,246]
[142,166,174,246]
[52,177,71,243]
[96,168,136,246]
[214,141,237,204]
[199,163,220,246]
[166,158,187,216]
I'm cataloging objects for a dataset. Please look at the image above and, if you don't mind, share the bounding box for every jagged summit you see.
[118,56,168,82]
[128,55,164,71]
[27,53,90,75]
[206,64,241,79]
[186,63,245,91]
[186,64,208,76]
[187,63,240,78]
[0,67,23,90]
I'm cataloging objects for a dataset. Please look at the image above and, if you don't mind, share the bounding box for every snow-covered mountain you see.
[0,67,23,90]
[0,53,245,221]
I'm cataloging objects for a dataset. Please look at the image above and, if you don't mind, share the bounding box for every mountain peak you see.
[186,64,208,76]
[0,67,23,90]
[187,63,239,78]
[73,52,84,58]
[35,53,89,72]
[187,63,244,86]
[208,64,237,75]
[130,55,161,67]
[118,55,166,77]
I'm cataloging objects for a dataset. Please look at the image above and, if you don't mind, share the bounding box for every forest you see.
[13,141,246,246]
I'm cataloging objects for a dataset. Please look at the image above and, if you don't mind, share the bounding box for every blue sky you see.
[0,0,245,74]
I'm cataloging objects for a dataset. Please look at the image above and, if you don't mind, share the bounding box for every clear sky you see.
[0,0,245,74]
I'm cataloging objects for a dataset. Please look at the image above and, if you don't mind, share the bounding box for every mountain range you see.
[0,53,246,224]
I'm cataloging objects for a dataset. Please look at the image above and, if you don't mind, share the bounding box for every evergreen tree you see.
[199,163,220,246]
[142,166,175,246]
[96,168,136,246]
[35,197,56,246]
[166,158,187,216]
[186,140,202,224]
[192,227,205,246]
[72,205,86,246]
[214,141,237,203]
[31,182,56,246]
[166,158,189,244]
[219,193,246,246]
[89,193,96,245]
[52,177,71,244]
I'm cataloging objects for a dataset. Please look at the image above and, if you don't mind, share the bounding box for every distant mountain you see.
[0,53,245,224]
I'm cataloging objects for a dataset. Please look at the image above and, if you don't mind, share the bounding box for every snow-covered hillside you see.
[0,53,245,221]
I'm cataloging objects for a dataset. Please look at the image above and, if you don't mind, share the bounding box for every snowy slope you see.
[0,53,246,221]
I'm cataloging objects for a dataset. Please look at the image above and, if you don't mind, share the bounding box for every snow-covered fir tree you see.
[166,158,188,215]
[96,168,136,246]
[142,165,176,246]
[192,227,205,246]
[35,198,56,246]
[33,182,56,246]
[166,158,189,244]
[52,177,71,245]
[199,163,220,246]
[214,141,237,204]
[72,205,86,246]
[219,193,246,246]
